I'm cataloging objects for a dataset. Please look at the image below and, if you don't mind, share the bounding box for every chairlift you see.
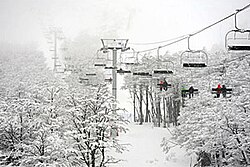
[123,57,138,66]
[138,76,152,85]
[121,51,139,66]
[133,72,150,76]
[86,73,97,76]
[104,77,112,82]
[153,69,173,74]
[131,62,153,83]
[117,68,131,74]
[134,70,152,85]
[181,86,199,98]
[64,64,74,72]
[225,10,250,51]
[157,79,172,91]
[94,50,107,67]
[211,85,232,98]
[132,70,152,85]
[125,62,138,66]
[94,63,106,67]
[79,77,89,84]
[180,36,208,68]
[64,56,71,61]
[104,66,117,70]
[55,64,65,74]
[153,60,174,74]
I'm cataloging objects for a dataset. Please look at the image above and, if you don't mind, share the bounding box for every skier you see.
[221,85,227,98]
[159,80,164,91]
[188,86,194,98]
[162,79,168,91]
[216,84,222,98]
[181,86,187,97]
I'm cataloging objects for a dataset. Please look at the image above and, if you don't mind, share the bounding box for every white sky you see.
[0,0,250,52]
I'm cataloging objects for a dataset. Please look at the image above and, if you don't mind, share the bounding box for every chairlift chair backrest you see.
[94,51,107,67]
[181,50,208,68]
[180,35,208,68]
[225,10,250,51]
[117,68,131,74]
[153,60,174,75]
[225,29,250,51]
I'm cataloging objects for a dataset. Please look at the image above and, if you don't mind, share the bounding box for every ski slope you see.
[111,123,193,167]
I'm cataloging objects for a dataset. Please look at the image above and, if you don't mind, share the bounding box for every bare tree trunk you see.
[149,92,156,117]
[91,151,95,167]
[155,93,161,127]
[167,97,172,125]
[173,99,181,126]
[145,86,150,122]
[139,85,143,125]
[173,100,178,126]
[163,97,166,128]
[133,85,136,122]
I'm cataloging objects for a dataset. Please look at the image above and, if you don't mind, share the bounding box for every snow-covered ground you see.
[111,123,193,167]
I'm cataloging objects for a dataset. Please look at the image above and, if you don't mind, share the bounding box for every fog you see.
[0,0,250,52]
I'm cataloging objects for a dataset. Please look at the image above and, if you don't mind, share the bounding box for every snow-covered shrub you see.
[162,52,250,166]
[64,85,128,167]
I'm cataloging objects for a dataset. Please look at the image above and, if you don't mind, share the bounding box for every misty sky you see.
[0,0,250,53]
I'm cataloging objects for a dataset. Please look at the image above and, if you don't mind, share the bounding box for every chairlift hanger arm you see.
[187,35,192,51]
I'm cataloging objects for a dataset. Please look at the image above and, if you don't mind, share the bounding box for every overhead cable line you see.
[135,3,250,53]
[129,34,188,45]
[191,14,234,37]
[138,35,189,53]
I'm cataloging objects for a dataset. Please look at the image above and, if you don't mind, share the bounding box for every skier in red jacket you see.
[216,84,221,98]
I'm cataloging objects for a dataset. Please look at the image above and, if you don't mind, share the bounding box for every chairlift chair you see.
[86,73,97,76]
[130,62,147,76]
[157,79,172,91]
[64,64,75,72]
[104,77,112,83]
[211,85,232,98]
[117,68,131,74]
[136,72,152,85]
[226,30,250,51]
[181,88,199,97]
[79,77,89,84]
[181,50,208,67]
[133,72,151,76]
[94,62,106,67]
[132,65,152,85]
[123,55,139,66]
[94,50,107,67]
[225,10,250,51]
[153,60,174,74]
[83,72,99,86]
[181,36,208,68]
[104,66,117,70]
[153,69,173,74]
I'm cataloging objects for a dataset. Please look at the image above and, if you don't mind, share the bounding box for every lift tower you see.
[101,39,129,103]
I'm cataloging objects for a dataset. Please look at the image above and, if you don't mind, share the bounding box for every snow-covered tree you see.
[0,44,67,166]
[64,84,128,167]
[162,51,250,167]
